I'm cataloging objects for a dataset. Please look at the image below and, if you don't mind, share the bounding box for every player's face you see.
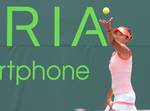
[114,31,130,44]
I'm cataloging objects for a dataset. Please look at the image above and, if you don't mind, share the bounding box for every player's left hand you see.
[99,17,113,32]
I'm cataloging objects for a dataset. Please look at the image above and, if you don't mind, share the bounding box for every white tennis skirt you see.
[105,92,137,111]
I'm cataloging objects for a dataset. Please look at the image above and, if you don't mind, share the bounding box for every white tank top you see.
[109,51,134,94]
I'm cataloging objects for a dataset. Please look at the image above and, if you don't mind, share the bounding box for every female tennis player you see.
[99,17,137,111]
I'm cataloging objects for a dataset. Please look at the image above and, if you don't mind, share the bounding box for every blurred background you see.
[0,0,150,111]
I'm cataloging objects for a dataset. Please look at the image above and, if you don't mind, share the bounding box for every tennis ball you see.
[103,7,110,15]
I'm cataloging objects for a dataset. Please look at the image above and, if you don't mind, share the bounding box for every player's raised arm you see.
[99,17,114,43]
[99,18,132,59]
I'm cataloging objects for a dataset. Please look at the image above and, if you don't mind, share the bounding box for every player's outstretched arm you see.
[99,17,131,59]
[99,17,114,43]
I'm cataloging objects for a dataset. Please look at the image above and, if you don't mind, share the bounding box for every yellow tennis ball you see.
[103,7,110,15]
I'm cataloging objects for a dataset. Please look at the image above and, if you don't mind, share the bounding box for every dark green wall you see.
[0,0,149,111]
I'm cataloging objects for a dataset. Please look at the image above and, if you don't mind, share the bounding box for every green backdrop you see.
[0,0,150,111]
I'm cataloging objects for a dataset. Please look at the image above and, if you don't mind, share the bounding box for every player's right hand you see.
[106,98,113,107]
